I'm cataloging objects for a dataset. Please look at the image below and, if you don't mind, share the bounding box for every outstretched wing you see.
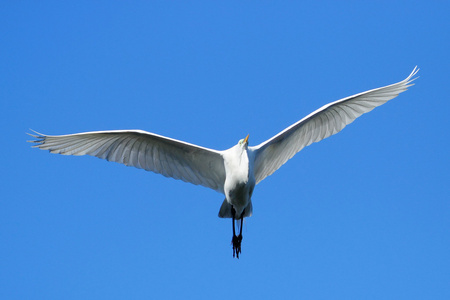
[251,67,419,184]
[29,130,226,193]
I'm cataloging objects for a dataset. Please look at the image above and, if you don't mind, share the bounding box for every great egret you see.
[29,67,418,258]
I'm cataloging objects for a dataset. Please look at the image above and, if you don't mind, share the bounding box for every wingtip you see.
[409,66,420,79]
[26,129,46,146]
[27,129,45,137]
[403,66,419,87]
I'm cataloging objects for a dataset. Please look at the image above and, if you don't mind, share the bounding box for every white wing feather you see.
[29,130,226,193]
[251,67,419,184]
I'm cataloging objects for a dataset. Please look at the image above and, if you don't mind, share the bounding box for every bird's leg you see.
[231,207,244,259]
[239,215,243,237]
[232,207,236,237]
[231,207,238,258]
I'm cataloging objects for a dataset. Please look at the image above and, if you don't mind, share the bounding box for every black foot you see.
[232,234,243,258]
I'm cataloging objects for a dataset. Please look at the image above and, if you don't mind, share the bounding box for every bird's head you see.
[238,134,249,149]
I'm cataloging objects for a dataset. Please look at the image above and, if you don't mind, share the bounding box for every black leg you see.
[231,207,237,258]
[239,216,243,237]
[232,207,236,238]
[231,207,244,259]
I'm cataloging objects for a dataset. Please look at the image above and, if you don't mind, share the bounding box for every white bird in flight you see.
[29,67,418,258]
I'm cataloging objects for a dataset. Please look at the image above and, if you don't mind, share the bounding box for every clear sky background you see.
[1,1,449,299]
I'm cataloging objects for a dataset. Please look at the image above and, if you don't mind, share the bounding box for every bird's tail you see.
[218,199,253,219]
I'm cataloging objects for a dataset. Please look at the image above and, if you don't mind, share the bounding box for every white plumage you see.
[29,67,418,258]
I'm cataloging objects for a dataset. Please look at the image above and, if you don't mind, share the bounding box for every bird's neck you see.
[225,147,251,183]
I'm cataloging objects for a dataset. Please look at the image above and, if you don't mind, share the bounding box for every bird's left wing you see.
[28,130,226,193]
[250,67,419,184]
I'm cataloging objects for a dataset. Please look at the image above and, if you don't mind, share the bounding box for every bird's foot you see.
[232,234,243,258]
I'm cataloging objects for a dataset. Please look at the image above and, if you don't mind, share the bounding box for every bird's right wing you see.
[251,67,419,184]
[28,130,226,193]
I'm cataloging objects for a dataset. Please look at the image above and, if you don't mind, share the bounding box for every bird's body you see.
[29,67,419,258]
[221,136,255,219]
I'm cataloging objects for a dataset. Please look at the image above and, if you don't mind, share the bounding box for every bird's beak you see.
[243,134,249,144]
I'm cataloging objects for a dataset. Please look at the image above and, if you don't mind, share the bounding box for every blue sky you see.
[1,1,449,299]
